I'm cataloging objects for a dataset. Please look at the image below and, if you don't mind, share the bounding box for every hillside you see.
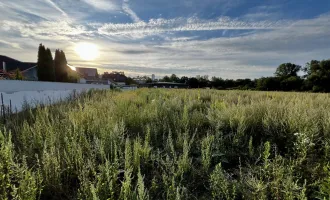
[0,55,36,71]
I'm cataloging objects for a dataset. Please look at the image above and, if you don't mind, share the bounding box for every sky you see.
[0,0,330,79]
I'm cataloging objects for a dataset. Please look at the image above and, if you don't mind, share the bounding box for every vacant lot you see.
[1,89,330,199]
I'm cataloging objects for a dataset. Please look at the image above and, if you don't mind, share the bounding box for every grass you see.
[1,89,330,199]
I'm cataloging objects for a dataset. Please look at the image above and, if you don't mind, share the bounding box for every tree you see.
[54,49,69,82]
[211,77,224,89]
[37,44,47,81]
[145,77,152,83]
[256,77,281,91]
[280,76,303,91]
[275,63,301,78]
[125,77,137,85]
[179,76,189,84]
[37,44,55,81]
[161,76,171,82]
[45,48,55,81]
[170,74,179,83]
[304,59,330,92]
[197,75,209,88]
[188,77,199,88]
[14,68,23,80]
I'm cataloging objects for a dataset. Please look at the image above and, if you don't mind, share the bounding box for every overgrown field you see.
[1,89,330,199]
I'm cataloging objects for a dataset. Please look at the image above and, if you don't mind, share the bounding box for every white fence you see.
[0,80,109,112]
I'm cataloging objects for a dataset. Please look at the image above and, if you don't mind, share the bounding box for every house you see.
[133,77,148,84]
[75,67,98,84]
[21,66,38,81]
[75,67,98,80]
[102,71,127,85]
[74,66,112,85]
[0,55,37,80]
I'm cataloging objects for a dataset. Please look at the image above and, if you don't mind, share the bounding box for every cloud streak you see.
[45,0,67,17]
[0,40,22,49]
[82,0,119,11]
[97,16,291,38]
[122,0,141,22]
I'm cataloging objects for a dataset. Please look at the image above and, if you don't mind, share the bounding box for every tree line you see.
[37,44,78,82]
[159,60,330,92]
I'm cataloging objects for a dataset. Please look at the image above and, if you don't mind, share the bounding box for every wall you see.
[0,80,109,112]
[0,80,109,92]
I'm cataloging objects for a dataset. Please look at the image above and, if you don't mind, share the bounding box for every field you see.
[1,89,330,199]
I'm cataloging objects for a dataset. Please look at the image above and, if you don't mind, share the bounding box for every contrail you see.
[122,0,141,23]
[45,0,68,17]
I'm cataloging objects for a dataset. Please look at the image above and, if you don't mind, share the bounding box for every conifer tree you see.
[45,48,55,81]
[14,68,23,80]
[37,44,47,81]
[54,49,69,82]
[37,44,55,81]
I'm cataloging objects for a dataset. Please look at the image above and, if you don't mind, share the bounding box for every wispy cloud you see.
[97,16,291,38]
[0,40,22,49]
[45,0,67,17]
[82,0,119,11]
[122,0,141,22]
[2,20,92,41]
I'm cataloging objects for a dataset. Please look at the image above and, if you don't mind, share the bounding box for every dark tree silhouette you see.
[54,49,69,82]
[37,44,55,81]
[275,63,301,78]
[304,59,330,92]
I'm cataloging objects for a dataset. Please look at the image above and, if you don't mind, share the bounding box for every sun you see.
[75,43,99,61]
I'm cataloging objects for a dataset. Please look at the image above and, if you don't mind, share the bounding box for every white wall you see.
[0,80,109,112]
[0,80,109,93]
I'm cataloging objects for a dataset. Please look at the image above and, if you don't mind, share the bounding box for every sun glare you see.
[75,43,99,61]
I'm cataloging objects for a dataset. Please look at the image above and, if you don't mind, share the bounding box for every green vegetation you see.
[160,59,330,92]
[14,68,24,80]
[1,89,330,199]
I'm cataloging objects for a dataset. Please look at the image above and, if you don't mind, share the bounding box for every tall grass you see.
[1,89,330,199]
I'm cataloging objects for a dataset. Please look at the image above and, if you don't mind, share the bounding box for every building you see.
[152,74,155,81]
[133,77,147,84]
[74,66,112,85]
[0,55,38,80]
[75,67,98,80]
[21,66,38,80]
[102,71,127,85]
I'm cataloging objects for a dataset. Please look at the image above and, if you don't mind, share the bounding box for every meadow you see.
[1,89,330,200]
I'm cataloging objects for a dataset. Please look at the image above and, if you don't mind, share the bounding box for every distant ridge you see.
[0,55,36,72]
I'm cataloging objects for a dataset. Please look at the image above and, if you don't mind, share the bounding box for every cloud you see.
[45,0,67,17]
[0,40,22,49]
[1,20,92,41]
[97,16,291,39]
[122,0,141,22]
[81,14,330,78]
[82,0,119,11]
[116,49,153,54]
[0,0,69,22]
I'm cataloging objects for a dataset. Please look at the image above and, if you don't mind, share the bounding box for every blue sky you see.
[0,0,330,78]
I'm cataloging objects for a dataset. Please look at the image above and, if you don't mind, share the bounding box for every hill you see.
[0,55,36,72]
